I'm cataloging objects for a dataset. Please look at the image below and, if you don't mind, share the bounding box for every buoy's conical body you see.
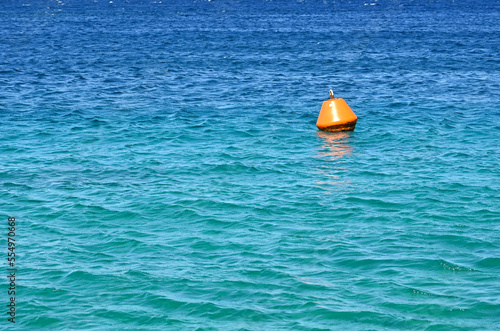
[316,98,357,132]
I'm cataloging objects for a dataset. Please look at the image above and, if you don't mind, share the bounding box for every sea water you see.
[1,0,499,329]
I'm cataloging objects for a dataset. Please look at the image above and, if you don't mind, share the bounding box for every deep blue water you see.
[1,0,499,329]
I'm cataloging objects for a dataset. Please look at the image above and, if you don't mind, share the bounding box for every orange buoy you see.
[316,90,357,132]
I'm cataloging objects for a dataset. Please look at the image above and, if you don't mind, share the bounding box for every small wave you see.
[439,259,476,272]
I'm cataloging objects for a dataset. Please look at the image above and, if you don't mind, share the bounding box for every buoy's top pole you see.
[329,90,335,99]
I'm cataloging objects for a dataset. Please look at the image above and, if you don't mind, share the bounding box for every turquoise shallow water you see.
[1,0,500,329]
